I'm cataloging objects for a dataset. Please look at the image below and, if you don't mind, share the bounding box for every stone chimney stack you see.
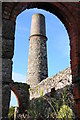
[27,14,48,87]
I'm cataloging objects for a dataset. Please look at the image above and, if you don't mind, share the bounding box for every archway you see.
[10,91,18,107]
[13,7,70,79]
[8,90,19,120]
[9,83,20,108]
[2,2,80,118]
[3,2,79,77]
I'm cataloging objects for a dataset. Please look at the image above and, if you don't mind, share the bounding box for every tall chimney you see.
[27,14,48,87]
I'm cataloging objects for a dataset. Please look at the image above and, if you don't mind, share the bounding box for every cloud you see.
[12,72,27,83]
[17,26,28,31]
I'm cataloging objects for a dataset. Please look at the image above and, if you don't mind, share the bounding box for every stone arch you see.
[9,83,20,107]
[2,2,80,118]
[9,82,29,113]
[2,2,79,76]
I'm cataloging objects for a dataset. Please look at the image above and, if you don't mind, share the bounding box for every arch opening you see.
[10,90,19,108]
[2,2,79,118]
[9,83,20,108]
[13,8,70,80]
[8,89,19,120]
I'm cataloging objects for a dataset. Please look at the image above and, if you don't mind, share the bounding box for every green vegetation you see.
[8,106,15,120]
[58,105,74,119]
[29,87,31,93]
[8,106,18,120]
[40,89,43,97]
[26,87,75,119]
[36,86,38,94]
[50,88,75,119]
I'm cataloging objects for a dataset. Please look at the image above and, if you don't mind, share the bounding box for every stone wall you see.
[2,18,15,120]
[17,86,75,120]
[29,67,72,100]
[0,2,2,119]
[16,67,76,120]
[9,81,30,113]
[2,2,80,118]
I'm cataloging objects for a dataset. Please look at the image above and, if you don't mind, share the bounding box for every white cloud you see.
[16,26,29,32]
[12,72,27,83]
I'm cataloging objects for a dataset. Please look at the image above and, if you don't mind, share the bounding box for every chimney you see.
[27,14,48,88]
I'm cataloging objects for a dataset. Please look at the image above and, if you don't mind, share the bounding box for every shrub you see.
[8,106,15,120]
[58,104,74,119]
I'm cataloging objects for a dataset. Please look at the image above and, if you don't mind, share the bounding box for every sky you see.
[10,8,70,107]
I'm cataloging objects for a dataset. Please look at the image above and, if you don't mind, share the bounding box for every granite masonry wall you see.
[2,2,80,119]
[0,2,2,118]
[16,67,75,120]
[29,67,72,100]
[2,15,30,120]
[2,19,15,120]
[9,82,30,113]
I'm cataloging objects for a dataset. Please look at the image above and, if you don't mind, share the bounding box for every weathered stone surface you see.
[29,67,72,100]
[16,85,75,120]
[0,83,2,120]
[0,58,2,82]
[2,38,14,58]
[0,58,2,119]
[27,36,48,87]
[2,84,11,117]
[0,2,2,59]
[2,19,15,40]
[0,2,2,37]
[2,59,12,83]
[30,14,46,37]
[27,14,48,87]
[1,117,9,120]
[2,2,80,119]
[16,67,76,120]
[10,82,30,113]
[0,36,2,58]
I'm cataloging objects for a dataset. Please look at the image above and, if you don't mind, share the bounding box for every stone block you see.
[0,2,2,37]
[2,84,11,117]
[1,118,9,120]
[0,36,2,58]
[73,83,80,100]
[0,83,2,119]
[2,59,12,83]
[0,58,2,118]
[0,58,2,82]
[2,19,15,40]
[2,38,14,58]
[10,82,30,112]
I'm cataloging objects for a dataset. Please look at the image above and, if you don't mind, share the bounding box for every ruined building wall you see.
[2,2,80,119]
[2,19,15,119]
[9,82,30,113]
[29,67,72,100]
